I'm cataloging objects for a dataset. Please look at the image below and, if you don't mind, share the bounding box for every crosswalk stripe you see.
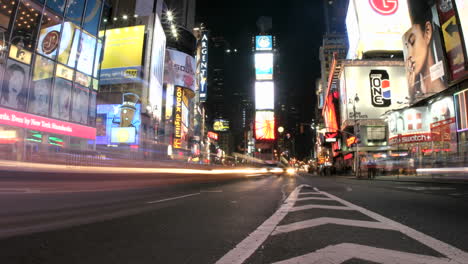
[271,243,453,264]
[289,204,354,212]
[272,217,396,236]
[295,197,333,201]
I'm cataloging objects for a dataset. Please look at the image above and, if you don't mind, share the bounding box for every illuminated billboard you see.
[173,86,183,149]
[255,81,274,110]
[403,0,449,104]
[346,0,411,59]
[255,36,273,51]
[454,89,468,132]
[149,14,166,123]
[255,53,273,80]
[255,111,275,140]
[213,119,230,131]
[164,49,196,91]
[387,107,432,145]
[199,31,209,101]
[455,0,468,53]
[96,103,141,145]
[339,63,409,124]
[100,26,145,85]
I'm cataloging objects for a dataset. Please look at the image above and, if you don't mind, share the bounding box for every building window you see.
[367,126,386,142]
[51,77,72,120]
[37,9,62,59]
[29,55,53,115]
[46,0,66,15]
[65,0,85,25]
[82,0,102,36]
[10,0,43,51]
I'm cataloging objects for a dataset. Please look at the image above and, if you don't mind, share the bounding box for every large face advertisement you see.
[346,0,412,59]
[164,49,196,91]
[149,14,166,123]
[0,60,30,112]
[341,65,409,123]
[100,26,145,85]
[255,53,273,80]
[403,0,449,104]
[255,81,274,110]
[255,111,275,140]
[96,103,141,145]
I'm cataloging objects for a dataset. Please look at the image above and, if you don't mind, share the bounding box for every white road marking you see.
[201,190,223,193]
[215,184,306,264]
[298,191,321,195]
[272,217,396,236]
[319,190,468,263]
[289,204,354,212]
[146,193,201,204]
[272,243,453,264]
[0,188,40,194]
[396,186,456,191]
[296,197,333,201]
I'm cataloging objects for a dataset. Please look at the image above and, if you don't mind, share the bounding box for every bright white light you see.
[167,11,174,22]
[287,168,296,175]
[255,81,274,110]
[255,53,273,80]
[226,49,231,53]
[122,15,128,20]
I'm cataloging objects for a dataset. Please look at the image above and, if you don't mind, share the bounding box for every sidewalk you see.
[364,174,468,184]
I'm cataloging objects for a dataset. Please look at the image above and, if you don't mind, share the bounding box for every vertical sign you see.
[369,70,391,107]
[200,31,209,102]
[173,86,183,148]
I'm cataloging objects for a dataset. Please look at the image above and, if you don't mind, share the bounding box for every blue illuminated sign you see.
[255,36,272,51]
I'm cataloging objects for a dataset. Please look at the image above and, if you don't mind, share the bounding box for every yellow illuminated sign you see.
[101,26,145,70]
[55,64,74,81]
[173,86,183,149]
[9,45,32,65]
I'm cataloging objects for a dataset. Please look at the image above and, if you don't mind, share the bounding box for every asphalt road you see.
[1,172,468,264]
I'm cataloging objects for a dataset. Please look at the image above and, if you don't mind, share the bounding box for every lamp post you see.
[350,94,360,178]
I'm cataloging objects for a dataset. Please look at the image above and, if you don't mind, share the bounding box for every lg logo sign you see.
[369,0,398,15]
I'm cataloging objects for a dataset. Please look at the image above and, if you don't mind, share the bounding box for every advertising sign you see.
[173,86,183,149]
[403,0,449,105]
[164,49,196,91]
[255,81,274,110]
[76,31,97,76]
[1,60,30,111]
[341,64,409,123]
[207,131,218,140]
[255,111,275,140]
[149,14,166,123]
[100,26,145,85]
[346,0,411,59]
[455,0,468,54]
[255,35,273,51]
[454,88,468,131]
[96,103,141,145]
[0,106,96,139]
[199,31,209,101]
[255,53,273,80]
[387,107,432,145]
[213,119,230,131]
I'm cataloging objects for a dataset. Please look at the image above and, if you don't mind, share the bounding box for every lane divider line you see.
[295,197,333,201]
[272,217,396,236]
[215,184,306,264]
[298,191,322,195]
[146,193,201,204]
[319,190,468,263]
[289,204,355,212]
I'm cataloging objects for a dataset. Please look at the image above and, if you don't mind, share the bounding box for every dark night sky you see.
[196,0,325,124]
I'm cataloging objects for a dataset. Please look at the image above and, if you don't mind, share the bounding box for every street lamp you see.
[349,94,360,178]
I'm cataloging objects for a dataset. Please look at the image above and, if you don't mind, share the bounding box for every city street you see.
[1,172,468,263]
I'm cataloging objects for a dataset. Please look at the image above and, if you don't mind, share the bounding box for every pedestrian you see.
[367,159,377,179]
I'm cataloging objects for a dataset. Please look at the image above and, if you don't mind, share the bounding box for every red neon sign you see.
[207,131,219,140]
[0,107,96,139]
[344,153,353,160]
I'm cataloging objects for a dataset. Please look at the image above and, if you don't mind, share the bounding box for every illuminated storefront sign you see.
[255,53,273,80]
[454,89,468,132]
[346,136,357,147]
[100,26,145,85]
[199,31,209,101]
[255,81,274,110]
[389,133,433,145]
[207,131,218,140]
[255,35,273,51]
[255,111,275,140]
[0,107,96,139]
[346,0,411,59]
[173,86,183,148]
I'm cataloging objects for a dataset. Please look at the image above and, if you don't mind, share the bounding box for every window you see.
[65,0,85,25]
[75,31,95,75]
[92,39,102,77]
[37,9,62,59]
[88,89,96,126]
[367,126,386,141]
[29,55,54,115]
[10,0,43,51]
[82,0,102,36]
[0,59,30,111]
[51,77,72,120]
[57,22,79,66]
[0,0,18,31]
[45,0,65,15]
[71,84,89,124]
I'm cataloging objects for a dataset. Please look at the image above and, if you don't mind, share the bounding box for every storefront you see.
[454,84,468,159]
[0,0,106,161]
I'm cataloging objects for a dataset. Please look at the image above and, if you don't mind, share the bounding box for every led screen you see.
[149,14,166,123]
[164,49,196,91]
[96,104,141,145]
[255,81,274,110]
[255,111,275,140]
[255,35,272,51]
[255,53,273,80]
[455,0,468,52]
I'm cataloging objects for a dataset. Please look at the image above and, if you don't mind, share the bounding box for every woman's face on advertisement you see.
[405,22,432,75]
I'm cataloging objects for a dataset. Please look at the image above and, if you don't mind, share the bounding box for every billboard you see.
[403,0,449,105]
[387,107,432,145]
[255,81,274,110]
[213,119,229,131]
[436,0,467,82]
[100,26,145,85]
[149,14,166,123]
[455,0,468,55]
[346,0,412,59]
[255,111,275,140]
[340,64,409,124]
[429,96,456,142]
[454,88,468,131]
[96,103,141,145]
[199,31,209,101]
[164,49,196,91]
[173,86,183,148]
[255,53,273,80]
[255,35,273,51]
